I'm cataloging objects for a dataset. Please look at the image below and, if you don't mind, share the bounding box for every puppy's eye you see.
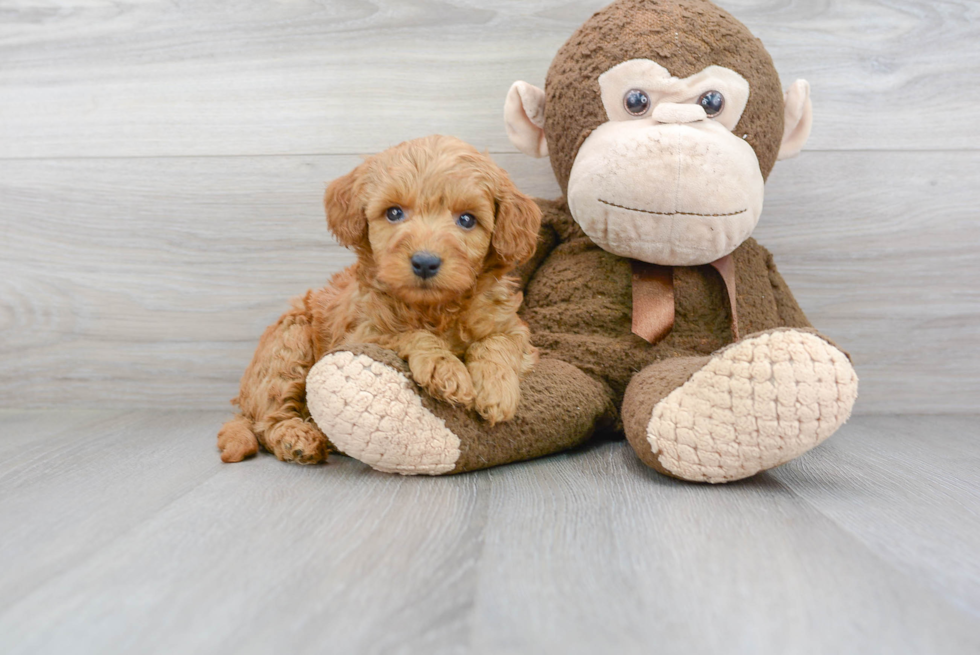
[385,207,406,223]
[456,213,477,230]
[698,90,725,117]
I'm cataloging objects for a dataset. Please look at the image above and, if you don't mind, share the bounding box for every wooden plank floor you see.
[1,412,977,654]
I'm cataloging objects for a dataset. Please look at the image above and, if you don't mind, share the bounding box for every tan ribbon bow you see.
[630,254,739,344]
[630,260,674,344]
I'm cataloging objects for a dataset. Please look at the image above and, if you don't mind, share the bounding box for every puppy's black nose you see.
[411,252,442,279]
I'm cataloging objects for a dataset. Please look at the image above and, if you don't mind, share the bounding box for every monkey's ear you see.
[504,81,549,159]
[492,176,542,266]
[778,79,813,161]
[324,165,368,248]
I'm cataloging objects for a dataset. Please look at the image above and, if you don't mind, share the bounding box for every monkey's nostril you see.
[411,252,442,279]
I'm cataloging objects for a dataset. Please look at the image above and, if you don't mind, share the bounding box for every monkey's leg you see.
[622,329,858,483]
[305,344,614,475]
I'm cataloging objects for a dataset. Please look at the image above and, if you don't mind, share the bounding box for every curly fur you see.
[218,136,542,464]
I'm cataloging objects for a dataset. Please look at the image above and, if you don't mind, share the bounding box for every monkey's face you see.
[567,60,764,266]
[503,0,814,268]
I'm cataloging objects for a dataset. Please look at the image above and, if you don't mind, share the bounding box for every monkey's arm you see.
[735,238,814,333]
[513,199,560,290]
[514,198,592,291]
[764,251,857,360]
[513,224,557,291]
[765,252,813,329]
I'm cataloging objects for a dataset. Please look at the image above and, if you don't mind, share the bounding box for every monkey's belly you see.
[520,239,734,398]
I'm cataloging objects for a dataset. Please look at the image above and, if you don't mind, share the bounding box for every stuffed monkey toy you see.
[304,0,858,482]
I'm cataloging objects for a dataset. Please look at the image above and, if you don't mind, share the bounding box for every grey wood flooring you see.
[0,412,977,654]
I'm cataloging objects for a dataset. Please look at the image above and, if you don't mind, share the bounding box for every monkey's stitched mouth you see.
[599,199,747,218]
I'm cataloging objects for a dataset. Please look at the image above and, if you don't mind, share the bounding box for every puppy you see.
[218,135,542,464]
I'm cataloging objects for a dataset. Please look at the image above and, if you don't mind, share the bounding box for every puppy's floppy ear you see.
[324,164,368,248]
[491,175,542,266]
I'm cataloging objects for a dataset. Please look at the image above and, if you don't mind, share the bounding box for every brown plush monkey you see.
[304,0,858,482]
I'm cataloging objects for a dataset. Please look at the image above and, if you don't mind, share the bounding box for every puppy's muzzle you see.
[411,252,442,280]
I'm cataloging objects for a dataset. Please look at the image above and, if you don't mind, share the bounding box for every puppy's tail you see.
[217,414,259,463]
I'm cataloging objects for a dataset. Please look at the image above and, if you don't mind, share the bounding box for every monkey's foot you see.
[306,344,610,475]
[306,347,461,475]
[624,329,858,483]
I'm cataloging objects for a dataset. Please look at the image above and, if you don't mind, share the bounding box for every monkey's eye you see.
[456,213,477,230]
[385,207,406,223]
[698,90,725,117]
[623,89,651,116]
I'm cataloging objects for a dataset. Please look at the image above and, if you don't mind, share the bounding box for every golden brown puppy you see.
[218,135,542,464]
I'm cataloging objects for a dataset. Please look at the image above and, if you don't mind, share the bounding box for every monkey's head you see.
[504,0,812,266]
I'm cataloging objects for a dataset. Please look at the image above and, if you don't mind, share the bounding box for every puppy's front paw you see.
[410,352,475,408]
[469,363,521,426]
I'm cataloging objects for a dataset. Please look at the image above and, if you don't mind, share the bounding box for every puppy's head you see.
[324,135,541,305]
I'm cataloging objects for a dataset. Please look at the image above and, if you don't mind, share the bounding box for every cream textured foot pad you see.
[307,352,461,475]
[648,330,858,483]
